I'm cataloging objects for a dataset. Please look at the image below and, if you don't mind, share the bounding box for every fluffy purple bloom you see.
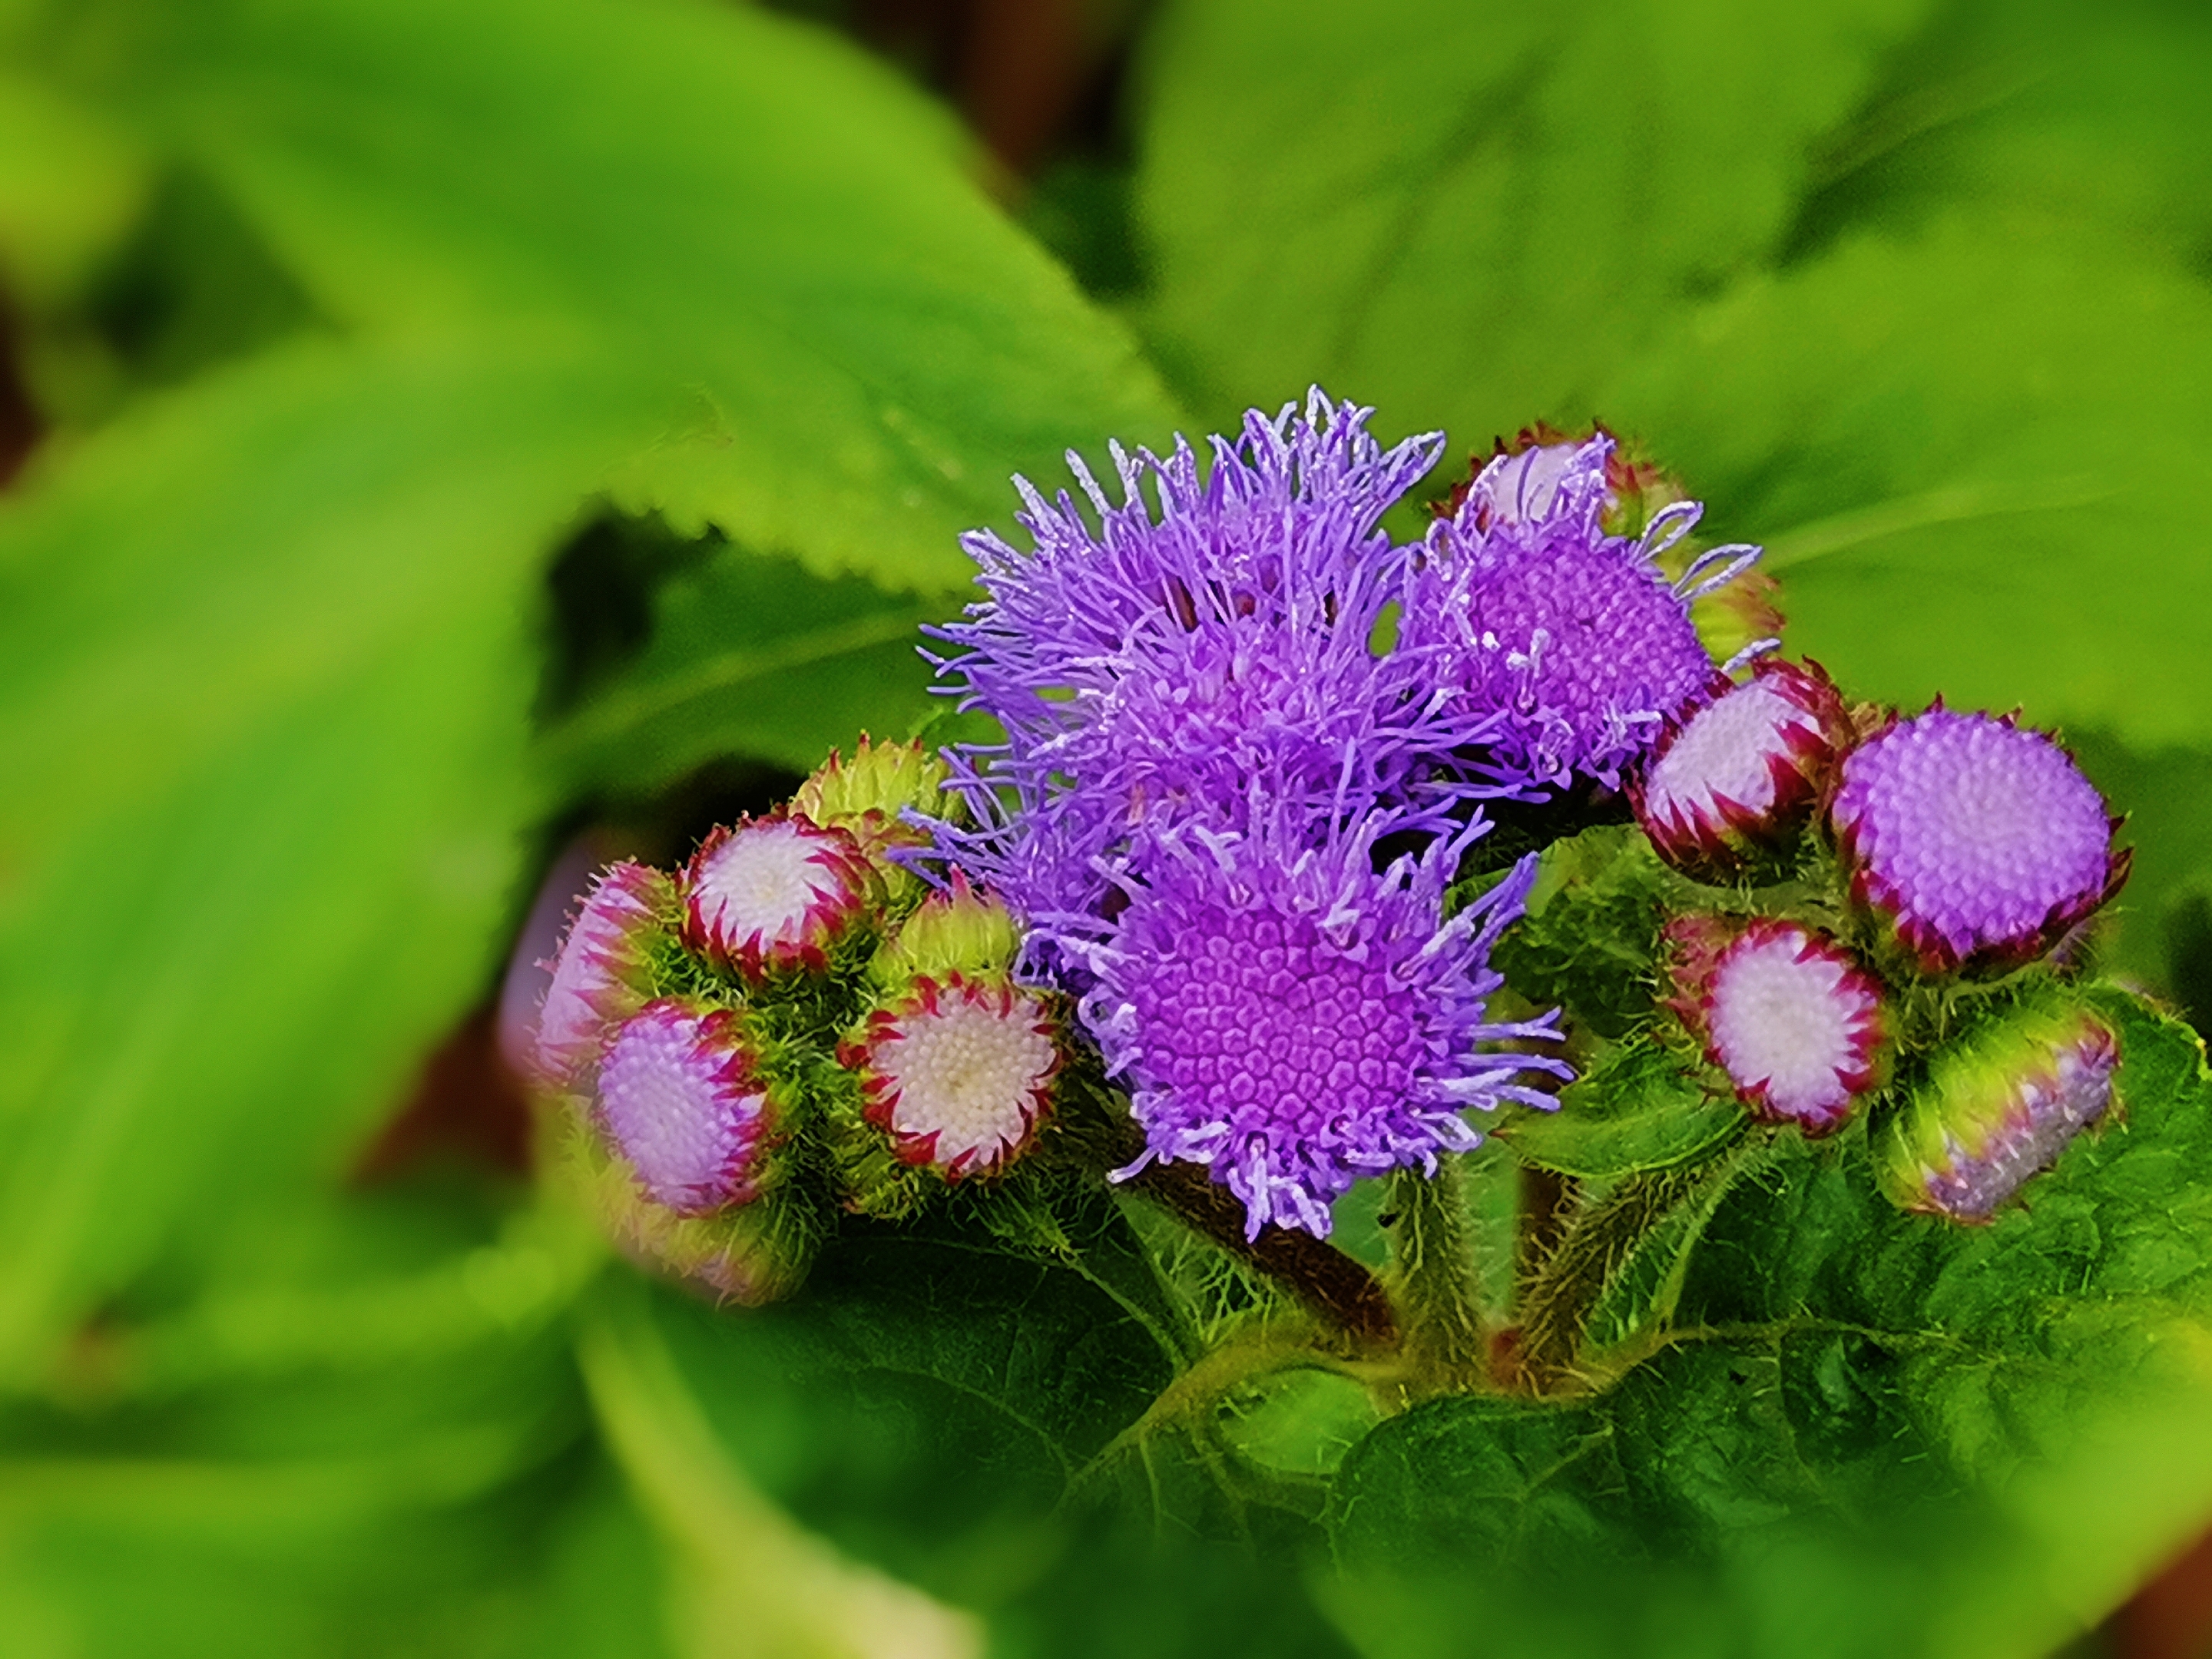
[1058,809,1568,1240]
[1832,707,2127,972]
[924,390,1495,929]
[1401,434,1765,794]
[598,1000,779,1215]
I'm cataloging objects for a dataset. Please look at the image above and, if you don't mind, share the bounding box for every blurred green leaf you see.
[1137,0,1928,436]
[31,0,1180,591]
[0,341,644,1381]
[1329,995,2212,1659]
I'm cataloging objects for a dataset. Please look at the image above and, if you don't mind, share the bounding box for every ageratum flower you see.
[598,999,780,1214]
[532,861,677,1090]
[1831,706,2128,972]
[1875,991,2120,1220]
[1402,433,1767,795]
[924,389,1496,928]
[684,813,879,980]
[1668,916,1888,1134]
[1061,810,1568,1240]
[1633,659,1853,879]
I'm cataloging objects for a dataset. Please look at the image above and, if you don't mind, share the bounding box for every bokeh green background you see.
[2,0,2208,1654]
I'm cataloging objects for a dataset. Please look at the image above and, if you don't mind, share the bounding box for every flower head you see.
[531,861,677,1089]
[926,389,1489,926]
[1876,992,2120,1220]
[839,972,1059,1177]
[1633,658,1853,879]
[684,812,879,979]
[1831,707,2128,972]
[1402,433,1763,793]
[597,999,780,1214]
[1668,916,1888,1134]
[1063,811,1567,1240]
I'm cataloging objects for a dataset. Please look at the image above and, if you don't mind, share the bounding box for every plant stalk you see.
[1387,1157,1487,1388]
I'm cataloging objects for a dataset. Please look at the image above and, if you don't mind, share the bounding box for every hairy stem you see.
[1512,1152,1748,1390]
[1388,1158,1486,1388]
[1124,1159,1400,1348]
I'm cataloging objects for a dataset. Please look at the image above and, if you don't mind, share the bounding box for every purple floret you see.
[923,389,1498,931]
[1401,434,1763,794]
[1056,808,1568,1240]
[1832,707,2124,971]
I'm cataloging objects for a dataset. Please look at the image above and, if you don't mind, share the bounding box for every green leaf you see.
[1603,211,2212,750]
[631,1202,1178,1614]
[540,538,943,794]
[33,0,1181,590]
[1328,994,2212,1658]
[1137,0,1928,432]
[0,339,643,1380]
[1499,1038,1747,1180]
[1489,826,1669,1040]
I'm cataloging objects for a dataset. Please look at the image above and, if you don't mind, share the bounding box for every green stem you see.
[1388,1157,1486,1388]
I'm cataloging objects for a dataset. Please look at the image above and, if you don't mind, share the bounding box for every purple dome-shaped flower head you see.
[1831,707,2128,973]
[1400,433,1765,794]
[1061,812,1568,1240]
[1667,916,1888,1134]
[1875,992,2120,1221]
[839,971,1060,1178]
[598,999,780,1214]
[1633,658,1854,880]
[531,861,678,1090]
[684,812,880,980]
[924,389,1492,927]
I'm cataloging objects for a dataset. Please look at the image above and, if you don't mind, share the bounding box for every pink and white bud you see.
[1634,659,1853,879]
[683,812,879,980]
[1670,916,1889,1134]
[531,861,677,1090]
[598,999,780,1214]
[838,972,1058,1178]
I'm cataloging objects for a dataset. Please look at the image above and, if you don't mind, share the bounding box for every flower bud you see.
[866,869,1022,995]
[531,861,679,1090]
[683,812,879,979]
[1831,706,2128,974]
[1633,659,1852,880]
[792,735,955,889]
[596,999,781,1214]
[1875,992,2120,1221]
[1667,916,1888,1134]
[836,972,1060,1179]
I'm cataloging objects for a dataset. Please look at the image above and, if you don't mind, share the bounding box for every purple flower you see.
[598,999,780,1215]
[1401,433,1766,794]
[1059,809,1567,1240]
[1875,992,2119,1221]
[924,390,1494,929]
[1831,707,2128,972]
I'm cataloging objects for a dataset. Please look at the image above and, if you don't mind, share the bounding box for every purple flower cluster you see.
[922,393,1767,1236]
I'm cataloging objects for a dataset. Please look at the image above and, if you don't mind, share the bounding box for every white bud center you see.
[695,823,836,948]
[878,990,1054,1168]
[1709,932,1869,1120]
